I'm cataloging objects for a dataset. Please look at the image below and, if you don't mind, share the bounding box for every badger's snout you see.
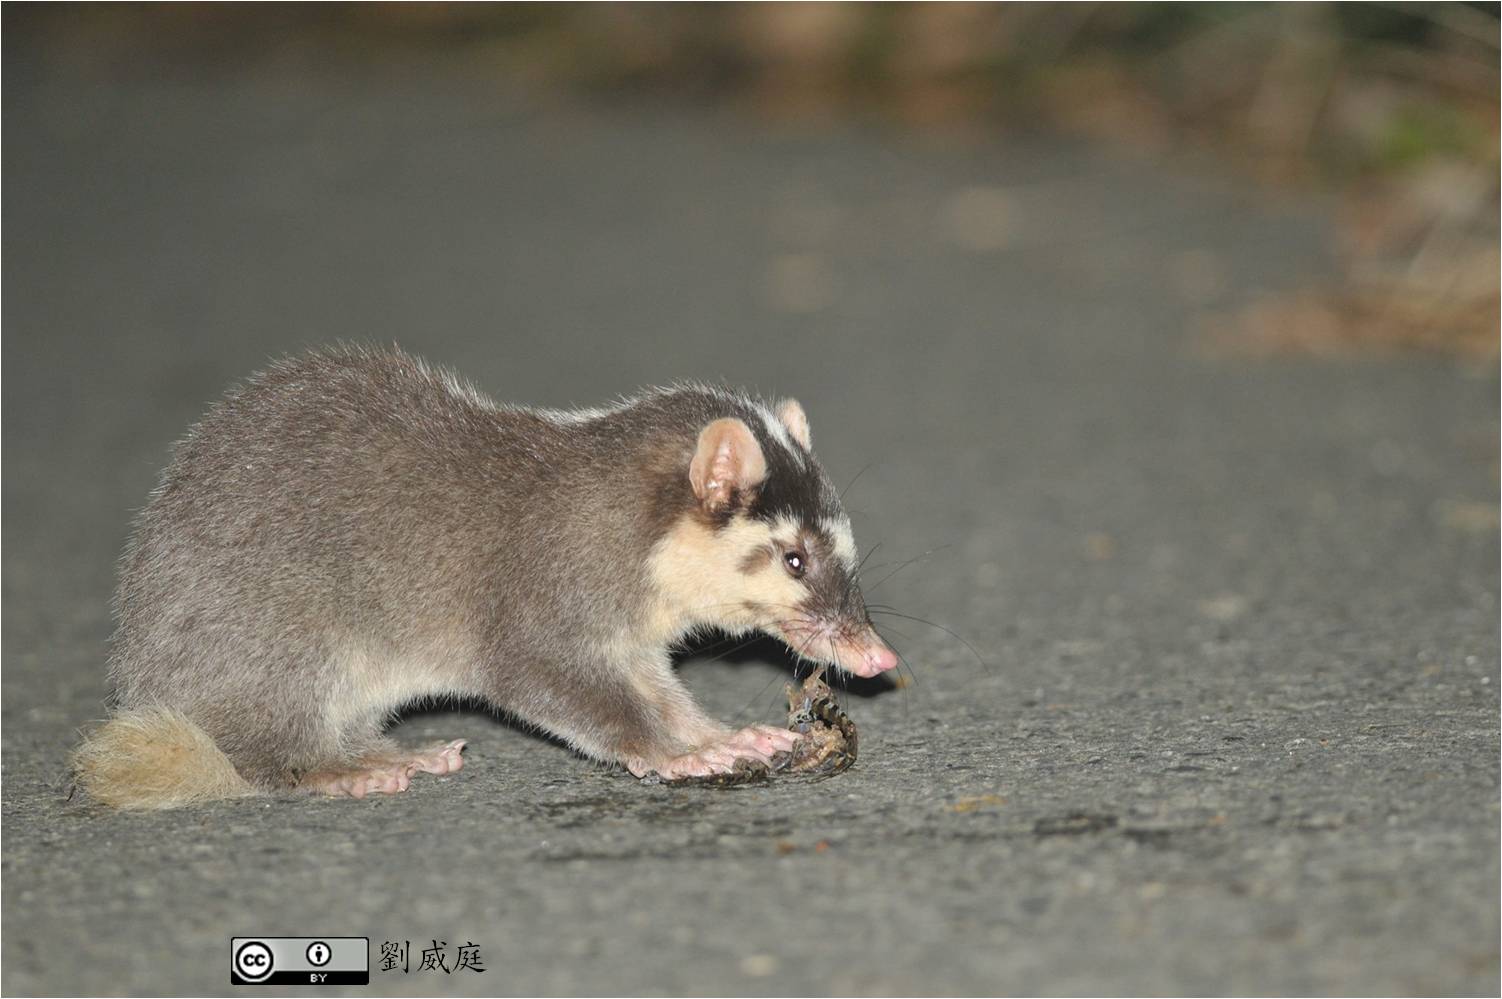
[832,625,899,678]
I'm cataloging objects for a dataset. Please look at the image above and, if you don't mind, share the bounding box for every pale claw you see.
[406,739,467,776]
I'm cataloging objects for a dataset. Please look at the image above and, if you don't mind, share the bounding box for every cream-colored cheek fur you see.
[645,513,806,645]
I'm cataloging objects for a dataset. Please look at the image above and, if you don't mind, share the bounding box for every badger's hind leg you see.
[284,646,472,799]
[295,739,468,799]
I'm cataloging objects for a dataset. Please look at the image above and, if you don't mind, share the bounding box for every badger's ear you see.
[775,398,811,449]
[689,418,766,513]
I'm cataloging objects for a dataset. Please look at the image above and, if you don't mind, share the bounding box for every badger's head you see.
[650,395,898,679]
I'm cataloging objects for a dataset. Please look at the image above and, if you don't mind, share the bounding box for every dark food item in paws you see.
[780,666,858,777]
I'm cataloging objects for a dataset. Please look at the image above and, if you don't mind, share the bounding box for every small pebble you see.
[739,954,779,977]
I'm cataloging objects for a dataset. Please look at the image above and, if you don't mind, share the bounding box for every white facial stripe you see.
[759,407,805,466]
[771,513,802,548]
[821,516,858,570]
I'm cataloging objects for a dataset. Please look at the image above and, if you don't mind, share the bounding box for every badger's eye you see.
[783,550,807,578]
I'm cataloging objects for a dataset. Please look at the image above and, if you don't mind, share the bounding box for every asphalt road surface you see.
[4,53,1498,997]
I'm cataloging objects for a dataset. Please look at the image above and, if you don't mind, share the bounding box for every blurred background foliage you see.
[8,2,1498,359]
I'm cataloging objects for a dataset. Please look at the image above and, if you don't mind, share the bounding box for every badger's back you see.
[111,348,550,705]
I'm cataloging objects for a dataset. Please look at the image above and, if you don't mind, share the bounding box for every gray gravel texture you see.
[3,55,1498,997]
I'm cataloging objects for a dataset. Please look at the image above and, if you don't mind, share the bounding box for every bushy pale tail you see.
[71,706,255,809]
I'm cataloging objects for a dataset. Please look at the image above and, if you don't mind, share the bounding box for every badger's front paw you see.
[627,725,804,780]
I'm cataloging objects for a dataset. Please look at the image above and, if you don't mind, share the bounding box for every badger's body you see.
[75,346,896,807]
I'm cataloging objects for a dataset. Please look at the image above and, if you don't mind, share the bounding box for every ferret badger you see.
[72,346,898,808]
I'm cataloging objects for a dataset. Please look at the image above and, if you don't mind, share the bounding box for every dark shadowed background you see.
[3,5,1498,996]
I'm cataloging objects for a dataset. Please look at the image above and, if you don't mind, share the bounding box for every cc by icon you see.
[233,941,275,982]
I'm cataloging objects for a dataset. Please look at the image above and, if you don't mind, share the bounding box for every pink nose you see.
[859,642,899,677]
